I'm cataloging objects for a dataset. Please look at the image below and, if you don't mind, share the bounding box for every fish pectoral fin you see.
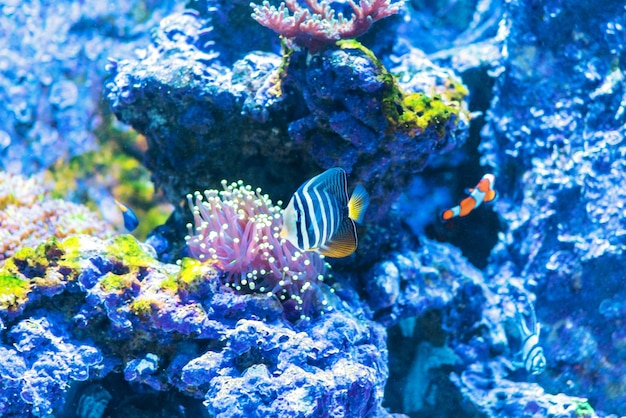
[319,218,358,258]
[348,184,370,223]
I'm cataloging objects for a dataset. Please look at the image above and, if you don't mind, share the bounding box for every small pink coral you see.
[251,0,403,50]
[185,180,328,319]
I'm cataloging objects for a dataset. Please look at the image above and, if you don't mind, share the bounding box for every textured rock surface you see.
[0,0,179,173]
[479,0,626,414]
[0,234,389,417]
[1,0,624,416]
[105,10,470,221]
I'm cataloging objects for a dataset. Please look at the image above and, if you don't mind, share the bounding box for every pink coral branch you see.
[303,0,333,16]
[338,0,402,38]
[250,0,403,49]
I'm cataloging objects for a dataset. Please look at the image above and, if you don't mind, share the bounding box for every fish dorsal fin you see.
[319,218,357,258]
[348,184,369,223]
[309,167,349,207]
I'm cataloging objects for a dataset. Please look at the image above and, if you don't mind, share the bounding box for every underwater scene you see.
[0,0,625,417]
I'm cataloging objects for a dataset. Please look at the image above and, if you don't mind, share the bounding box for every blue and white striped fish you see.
[513,302,546,375]
[280,168,369,258]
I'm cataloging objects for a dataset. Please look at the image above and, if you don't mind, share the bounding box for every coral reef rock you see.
[0,234,390,417]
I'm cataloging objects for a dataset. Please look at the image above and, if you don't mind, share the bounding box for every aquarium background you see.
[0,0,625,417]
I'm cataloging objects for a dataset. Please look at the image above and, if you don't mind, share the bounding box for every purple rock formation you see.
[2,0,624,416]
[0,311,112,416]
[452,362,600,418]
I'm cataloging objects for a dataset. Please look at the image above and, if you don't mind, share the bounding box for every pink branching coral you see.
[251,0,403,49]
[185,180,328,319]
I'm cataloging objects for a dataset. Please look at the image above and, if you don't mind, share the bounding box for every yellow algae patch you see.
[0,271,30,312]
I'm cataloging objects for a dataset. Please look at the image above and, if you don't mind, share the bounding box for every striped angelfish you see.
[514,302,546,375]
[281,168,369,258]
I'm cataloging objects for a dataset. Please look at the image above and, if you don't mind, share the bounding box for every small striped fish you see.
[514,302,546,375]
[281,168,369,258]
[441,173,496,221]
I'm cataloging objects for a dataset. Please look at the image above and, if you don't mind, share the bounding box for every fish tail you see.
[348,184,369,224]
[114,199,127,213]
[441,208,456,221]
[114,199,139,232]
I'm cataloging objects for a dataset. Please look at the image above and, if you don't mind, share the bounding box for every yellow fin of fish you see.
[348,184,369,224]
[319,218,358,258]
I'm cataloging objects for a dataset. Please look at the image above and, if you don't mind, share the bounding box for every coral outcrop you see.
[105,7,470,221]
[479,0,626,413]
[1,0,624,416]
[0,234,388,417]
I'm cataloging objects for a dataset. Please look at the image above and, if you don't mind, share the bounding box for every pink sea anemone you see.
[185,180,329,319]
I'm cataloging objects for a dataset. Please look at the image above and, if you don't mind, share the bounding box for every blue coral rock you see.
[0,234,390,417]
[0,311,110,416]
[105,8,470,221]
[1,0,625,416]
[0,0,179,174]
[452,362,602,418]
[202,315,389,417]
[478,0,626,414]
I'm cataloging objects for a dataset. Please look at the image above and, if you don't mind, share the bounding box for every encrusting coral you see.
[185,179,330,321]
[0,172,114,264]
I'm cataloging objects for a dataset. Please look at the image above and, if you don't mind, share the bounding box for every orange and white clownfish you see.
[441,173,496,221]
